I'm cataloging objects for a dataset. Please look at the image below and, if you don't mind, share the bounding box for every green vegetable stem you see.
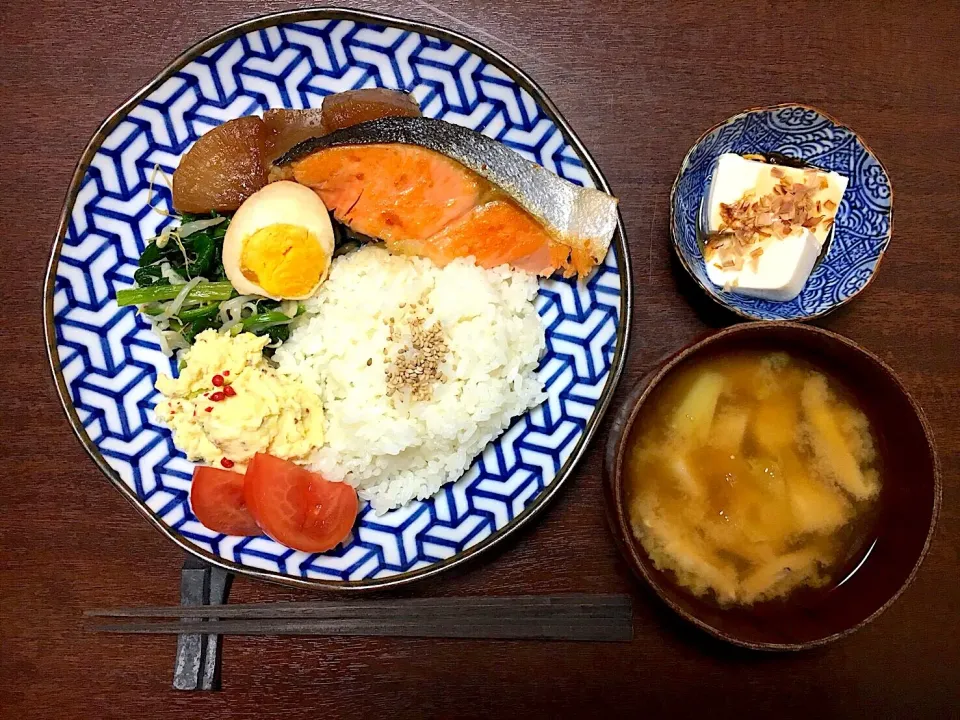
[116,281,236,307]
[240,310,296,335]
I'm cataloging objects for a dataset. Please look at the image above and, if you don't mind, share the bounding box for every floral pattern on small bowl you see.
[670,104,892,321]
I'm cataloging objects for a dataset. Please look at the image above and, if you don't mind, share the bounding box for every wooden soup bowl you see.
[604,322,941,650]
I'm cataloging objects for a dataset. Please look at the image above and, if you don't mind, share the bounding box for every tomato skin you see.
[244,453,359,553]
[190,466,261,536]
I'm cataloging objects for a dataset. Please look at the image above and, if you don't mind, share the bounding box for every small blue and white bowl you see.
[670,104,893,321]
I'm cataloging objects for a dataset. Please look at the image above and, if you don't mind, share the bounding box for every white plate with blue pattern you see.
[671,104,892,321]
[43,9,632,589]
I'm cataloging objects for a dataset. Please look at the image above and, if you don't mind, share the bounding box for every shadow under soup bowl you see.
[604,322,940,650]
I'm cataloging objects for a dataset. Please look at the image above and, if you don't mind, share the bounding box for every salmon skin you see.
[276,117,618,277]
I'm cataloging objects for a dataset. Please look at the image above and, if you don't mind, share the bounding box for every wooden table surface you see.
[2,1,958,717]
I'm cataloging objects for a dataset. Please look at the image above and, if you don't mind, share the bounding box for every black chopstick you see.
[86,594,633,642]
[91,618,631,641]
[85,593,629,619]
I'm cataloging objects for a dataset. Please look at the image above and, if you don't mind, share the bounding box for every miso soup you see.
[625,350,881,606]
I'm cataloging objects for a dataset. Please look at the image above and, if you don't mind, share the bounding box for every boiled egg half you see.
[222,181,334,300]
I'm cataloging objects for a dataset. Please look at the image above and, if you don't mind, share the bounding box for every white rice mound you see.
[274,246,546,513]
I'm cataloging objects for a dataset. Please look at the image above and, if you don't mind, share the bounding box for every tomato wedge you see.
[243,453,359,553]
[190,466,261,536]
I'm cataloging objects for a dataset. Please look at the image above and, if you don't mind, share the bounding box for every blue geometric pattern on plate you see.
[671,104,892,321]
[49,15,626,586]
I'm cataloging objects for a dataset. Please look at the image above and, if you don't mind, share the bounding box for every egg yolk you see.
[240,223,327,298]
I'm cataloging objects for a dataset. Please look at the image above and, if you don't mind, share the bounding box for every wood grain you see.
[1,0,958,717]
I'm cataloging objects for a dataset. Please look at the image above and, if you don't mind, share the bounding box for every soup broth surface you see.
[626,350,881,606]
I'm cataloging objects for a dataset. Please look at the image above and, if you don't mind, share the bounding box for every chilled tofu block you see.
[706,228,821,301]
[706,153,848,247]
[701,153,849,301]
